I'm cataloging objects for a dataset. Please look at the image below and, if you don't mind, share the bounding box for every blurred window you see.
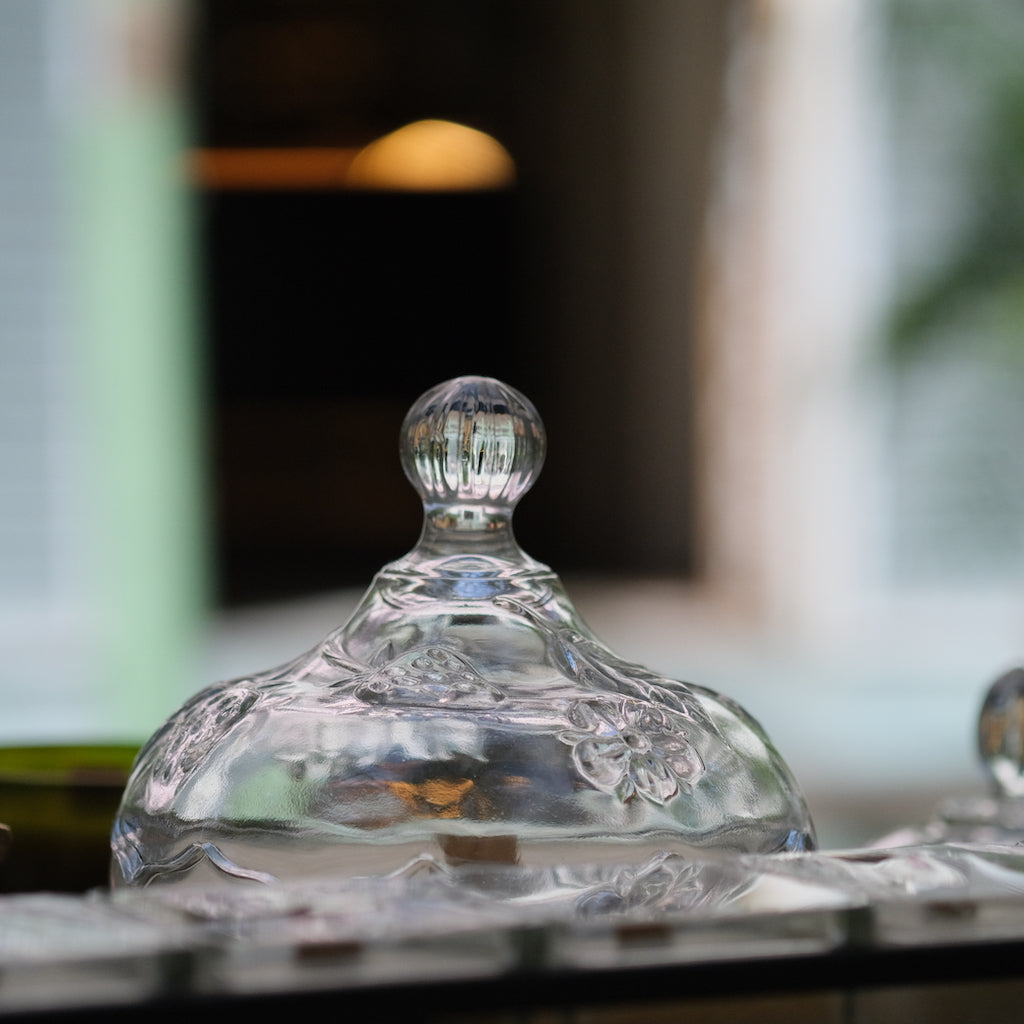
[0,0,203,742]
[194,1,734,604]
[6,0,1024,785]
[702,0,1024,666]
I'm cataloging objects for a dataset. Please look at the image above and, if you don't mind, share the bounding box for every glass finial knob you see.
[400,376,545,520]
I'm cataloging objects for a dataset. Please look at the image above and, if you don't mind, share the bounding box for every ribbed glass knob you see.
[401,375,545,521]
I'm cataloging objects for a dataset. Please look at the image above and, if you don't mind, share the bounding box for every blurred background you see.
[3,0,1024,851]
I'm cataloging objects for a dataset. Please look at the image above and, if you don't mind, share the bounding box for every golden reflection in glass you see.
[345,119,515,192]
[387,778,475,818]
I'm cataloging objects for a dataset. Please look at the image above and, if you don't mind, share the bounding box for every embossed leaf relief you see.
[139,686,261,809]
[494,595,717,733]
[352,646,505,708]
[559,698,705,805]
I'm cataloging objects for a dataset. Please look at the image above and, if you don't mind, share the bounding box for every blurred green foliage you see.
[884,0,1024,368]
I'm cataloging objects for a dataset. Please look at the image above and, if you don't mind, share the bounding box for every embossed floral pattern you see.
[559,698,704,804]
[352,646,505,708]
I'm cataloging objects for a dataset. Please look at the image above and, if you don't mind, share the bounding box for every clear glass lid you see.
[112,376,815,889]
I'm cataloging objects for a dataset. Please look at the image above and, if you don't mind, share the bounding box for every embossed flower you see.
[559,698,704,804]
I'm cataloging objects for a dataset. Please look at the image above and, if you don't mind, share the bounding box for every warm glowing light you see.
[345,119,516,192]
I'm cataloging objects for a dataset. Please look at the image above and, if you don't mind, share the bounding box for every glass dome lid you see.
[111,376,815,889]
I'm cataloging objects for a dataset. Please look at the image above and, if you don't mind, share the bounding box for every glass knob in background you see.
[978,666,1024,799]
[872,665,1024,848]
